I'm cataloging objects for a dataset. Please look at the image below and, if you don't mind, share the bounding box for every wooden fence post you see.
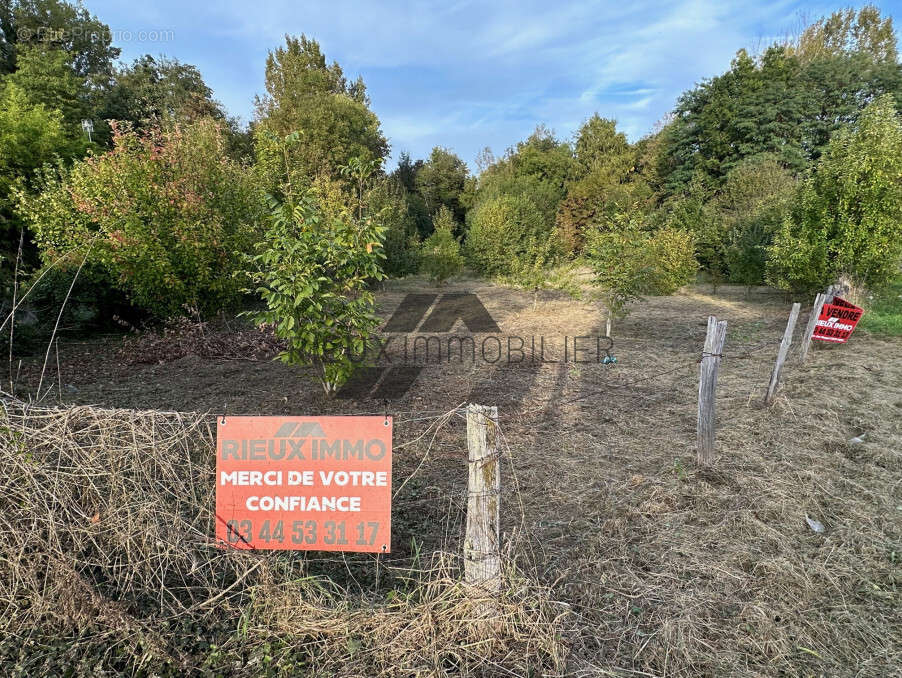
[800,293,826,364]
[824,281,849,304]
[697,316,727,465]
[465,404,501,596]
[765,303,800,405]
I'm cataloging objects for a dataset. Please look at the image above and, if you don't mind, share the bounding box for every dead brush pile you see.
[0,399,568,676]
[118,317,284,365]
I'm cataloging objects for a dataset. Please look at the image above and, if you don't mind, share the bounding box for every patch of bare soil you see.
[8,278,901,676]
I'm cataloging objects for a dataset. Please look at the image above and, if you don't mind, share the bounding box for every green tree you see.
[391,151,423,192]
[0,82,66,193]
[0,0,119,77]
[585,220,695,335]
[389,153,431,238]
[509,125,574,191]
[572,114,631,180]
[246,139,386,396]
[415,147,469,228]
[4,44,86,128]
[474,126,574,238]
[254,35,387,189]
[556,117,652,254]
[98,55,227,131]
[661,16,902,198]
[791,5,897,64]
[767,95,902,293]
[419,206,462,285]
[465,193,558,277]
[18,119,264,316]
[0,81,67,266]
[366,178,419,278]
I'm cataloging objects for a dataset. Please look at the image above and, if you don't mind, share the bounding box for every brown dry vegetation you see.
[2,277,900,676]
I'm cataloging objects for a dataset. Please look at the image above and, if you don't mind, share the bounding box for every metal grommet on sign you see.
[381,544,388,552]
[220,404,227,426]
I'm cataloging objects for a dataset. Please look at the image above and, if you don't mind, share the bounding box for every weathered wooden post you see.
[465,404,501,597]
[824,281,849,304]
[765,303,800,405]
[800,293,826,364]
[697,316,727,465]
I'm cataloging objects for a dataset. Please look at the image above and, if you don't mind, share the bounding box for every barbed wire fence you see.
[0,288,829,550]
[0,289,841,671]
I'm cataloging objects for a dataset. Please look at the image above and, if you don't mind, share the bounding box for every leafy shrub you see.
[767,95,902,293]
[17,119,264,317]
[419,207,463,285]
[245,190,385,396]
[465,194,558,277]
[649,227,699,294]
[554,194,598,255]
[367,180,420,277]
[710,154,796,289]
[505,236,569,308]
[584,218,696,333]
[477,173,563,233]
[724,221,770,292]
[658,176,724,289]
[0,262,135,356]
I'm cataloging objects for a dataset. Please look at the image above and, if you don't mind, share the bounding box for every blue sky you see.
[87,1,900,170]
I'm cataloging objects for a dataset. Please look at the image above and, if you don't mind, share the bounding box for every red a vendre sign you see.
[215,416,392,552]
[812,296,864,343]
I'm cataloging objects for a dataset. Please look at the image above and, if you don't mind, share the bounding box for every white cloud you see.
[88,0,847,167]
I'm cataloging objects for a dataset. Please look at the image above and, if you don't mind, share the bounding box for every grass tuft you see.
[859,279,902,337]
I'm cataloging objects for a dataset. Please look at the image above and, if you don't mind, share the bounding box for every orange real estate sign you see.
[215,416,392,552]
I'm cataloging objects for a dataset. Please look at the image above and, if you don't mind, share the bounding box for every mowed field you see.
[9,277,902,676]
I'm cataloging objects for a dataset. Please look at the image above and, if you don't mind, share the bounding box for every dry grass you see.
[480,286,902,677]
[0,399,567,676]
[4,280,901,676]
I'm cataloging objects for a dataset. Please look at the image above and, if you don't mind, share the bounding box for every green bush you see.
[419,207,462,285]
[477,173,563,233]
[767,95,902,293]
[505,236,567,308]
[660,177,724,289]
[649,227,699,294]
[584,217,695,333]
[0,263,137,355]
[859,279,902,337]
[17,119,265,317]
[367,180,420,278]
[246,188,386,396]
[465,194,558,277]
[711,154,796,289]
[724,221,769,292]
